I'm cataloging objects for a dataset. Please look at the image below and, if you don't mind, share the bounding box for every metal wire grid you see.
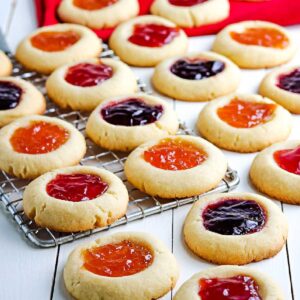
[0,44,240,248]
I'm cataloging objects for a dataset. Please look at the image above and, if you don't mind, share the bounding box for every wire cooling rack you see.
[0,43,240,248]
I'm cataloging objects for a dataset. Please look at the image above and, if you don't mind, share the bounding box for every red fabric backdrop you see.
[35,0,300,40]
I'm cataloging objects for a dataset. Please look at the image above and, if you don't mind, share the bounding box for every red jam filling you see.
[46,173,108,202]
[217,98,276,128]
[128,24,179,47]
[10,121,69,154]
[230,27,289,49]
[73,0,117,10]
[277,68,300,94]
[83,240,153,277]
[169,0,208,6]
[274,146,300,175]
[0,81,22,110]
[144,138,207,171]
[31,31,80,52]
[65,62,113,87]
[199,276,261,300]
[202,199,266,235]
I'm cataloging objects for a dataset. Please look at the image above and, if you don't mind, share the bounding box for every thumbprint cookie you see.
[0,77,46,127]
[174,265,284,300]
[0,115,86,179]
[260,65,300,114]
[250,140,300,204]
[212,21,296,69]
[152,51,240,102]
[124,135,227,198]
[86,93,179,151]
[197,94,291,153]
[23,166,128,232]
[151,0,229,28]
[184,192,288,265]
[109,15,188,67]
[58,0,139,29]
[0,51,12,76]
[46,58,138,111]
[64,232,179,300]
[16,24,102,74]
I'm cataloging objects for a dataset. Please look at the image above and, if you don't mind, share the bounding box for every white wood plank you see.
[0,0,13,34]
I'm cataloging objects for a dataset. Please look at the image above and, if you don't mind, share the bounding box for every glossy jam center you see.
[73,0,117,10]
[10,121,69,154]
[65,62,113,87]
[83,240,153,277]
[169,0,208,6]
[199,276,262,300]
[274,146,300,175]
[170,58,225,80]
[31,31,80,52]
[202,199,266,235]
[217,99,276,128]
[144,138,207,171]
[277,68,300,94]
[230,27,289,49]
[128,24,179,47]
[101,98,163,126]
[46,174,108,202]
[0,81,22,110]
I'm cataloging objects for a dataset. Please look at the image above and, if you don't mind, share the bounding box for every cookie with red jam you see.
[64,232,179,300]
[0,50,12,77]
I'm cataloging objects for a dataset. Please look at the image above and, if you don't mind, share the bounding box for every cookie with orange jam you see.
[174,266,284,300]
[58,0,139,29]
[64,232,179,300]
[198,94,291,153]
[0,51,12,77]
[23,166,128,232]
[212,21,296,69]
[16,24,101,74]
[124,135,227,198]
[0,115,86,178]
[250,140,300,204]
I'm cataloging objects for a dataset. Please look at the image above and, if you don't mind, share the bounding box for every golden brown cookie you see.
[0,51,12,76]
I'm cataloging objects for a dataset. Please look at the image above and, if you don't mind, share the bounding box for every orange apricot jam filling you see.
[10,121,69,154]
[31,31,80,52]
[82,240,153,277]
[144,138,207,171]
[217,98,276,128]
[73,0,117,10]
[230,27,289,49]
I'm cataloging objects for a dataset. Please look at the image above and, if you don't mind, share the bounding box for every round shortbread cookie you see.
[109,15,188,67]
[16,24,102,74]
[23,166,129,232]
[46,58,138,111]
[0,77,46,127]
[58,0,139,29]
[174,265,284,300]
[212,21,296,69]
[150,0,229,28]
[0,115,86,179]
[86,93,179,151]
[152,51,240,102]
[250,140,300,204]
[0,51,12,76]
[184,192,288,265]
[259,65,300,114]
[64,232,179,300]
[197,93,292,153]
[124,135,227,198]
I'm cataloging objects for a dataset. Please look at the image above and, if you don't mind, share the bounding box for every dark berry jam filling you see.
[277,68,300,94]
[274,146,300,175]
[199,276,262,300]
[0,81,22,110]
[202,199,266,235]
[101,98,163,126]
[170,58,225,80]
[46,173,108,202]
[169,0,208,6]
[128,24,179,47]
[65,62,113,87]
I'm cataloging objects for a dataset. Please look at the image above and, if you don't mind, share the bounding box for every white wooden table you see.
[0,1,299,299]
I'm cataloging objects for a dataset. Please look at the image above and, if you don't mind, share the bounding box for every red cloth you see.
[35,0,300,40]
